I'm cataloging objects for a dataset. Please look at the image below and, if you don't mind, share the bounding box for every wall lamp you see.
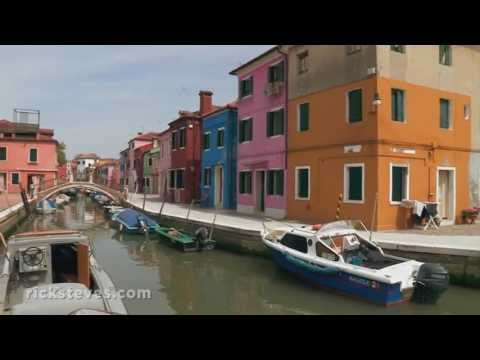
[372,92,382,106]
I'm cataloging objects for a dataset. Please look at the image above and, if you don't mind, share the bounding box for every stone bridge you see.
[37,181,123,204]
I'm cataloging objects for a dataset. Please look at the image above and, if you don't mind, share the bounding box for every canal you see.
[14,194,480,315]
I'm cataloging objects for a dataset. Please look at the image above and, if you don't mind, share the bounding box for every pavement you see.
[126,193,480,258]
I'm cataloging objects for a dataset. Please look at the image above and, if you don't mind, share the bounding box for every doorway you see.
[256,170,265,213]
[437,168,456,225]
[215,165,224,209]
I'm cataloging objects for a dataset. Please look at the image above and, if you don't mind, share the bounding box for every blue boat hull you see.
[269,248,410,306]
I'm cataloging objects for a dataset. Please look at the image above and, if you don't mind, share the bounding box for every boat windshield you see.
[318,220,368,233]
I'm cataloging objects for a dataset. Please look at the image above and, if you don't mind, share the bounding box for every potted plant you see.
[462,208,479,224]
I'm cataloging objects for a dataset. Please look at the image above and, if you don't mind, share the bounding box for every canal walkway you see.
[126,193,480,258]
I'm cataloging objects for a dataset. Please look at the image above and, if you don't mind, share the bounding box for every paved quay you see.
[126,193,480,258]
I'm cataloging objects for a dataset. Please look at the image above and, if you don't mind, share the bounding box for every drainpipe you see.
[278,46,288,217]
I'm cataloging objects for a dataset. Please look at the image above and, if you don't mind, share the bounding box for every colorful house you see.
[0,118,58,193]
[134,144,153,193]
[119,148,129,189]
[143,147,157,194]
[168,91,218,204]
[152,130,171,199]
[200,103,238,209]
[230,47,287,219]
[285,45,475,229]
[74,153,99,181]
[126,132,161,193]
[95,159,120,189]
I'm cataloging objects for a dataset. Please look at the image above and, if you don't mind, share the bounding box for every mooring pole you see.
[370,192,379,242]
[335,193,343,221]
[209,205,219,242]
[158,176,168,218]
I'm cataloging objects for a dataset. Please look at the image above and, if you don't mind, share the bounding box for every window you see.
[240,77,253,98]
[179,128,186,148]
[391,89,405,122]
[0,147,6,161]
[347,89,363,123]
[148,157,152,167]
[280,233,308,254]
[29,148,38,162]
[176,169,184,189]
[439,45,452,66]
[390,164,409,203]
[239,171,252,194]
[344,164,364,203]
[390,45,405,53]
[440,98,452,129]
[171,131,178,150]
[11,173,19,185]
[268,61,284,83]
[267,170,284,196]
[346,45,362,54]
[239,118,253,143]
[295,167,310,200]
[217,128,225,148]
[145,177,150,187]
[203,168,212,187]
[298,103,310,131]
[316,241,339,261]
[297,51,309,74]
[267,108,284,137]
[168,169,175,189]
[203,132,211,150]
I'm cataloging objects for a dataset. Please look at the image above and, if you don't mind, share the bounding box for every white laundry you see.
[412,200,426,217]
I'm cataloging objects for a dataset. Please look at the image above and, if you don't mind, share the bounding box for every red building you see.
[0,118,59,193]
[167,90,218,203]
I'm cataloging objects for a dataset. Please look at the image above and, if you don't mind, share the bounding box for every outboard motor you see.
[412,263,449,304]
[138,218,148,234]
[194,227,209,249]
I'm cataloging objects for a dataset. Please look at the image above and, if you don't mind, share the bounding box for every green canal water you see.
[13,194,480,315]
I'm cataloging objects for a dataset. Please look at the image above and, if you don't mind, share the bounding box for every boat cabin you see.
[1,230,111,314]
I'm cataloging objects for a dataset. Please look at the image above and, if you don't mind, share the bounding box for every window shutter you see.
[300,103,309,131]
[267,112,273,137]
[278,109,284,135]
[348,167,362,201]
[440,99,450,129]
[277,62,284,82]
[349,90,362,123]
[267,171,274,195]
[298,169,309,198]
[246,172,252,193]
[277,171,284,195]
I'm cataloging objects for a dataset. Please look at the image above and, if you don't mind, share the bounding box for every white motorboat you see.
[0,230,127,315]
[261,220,449,306]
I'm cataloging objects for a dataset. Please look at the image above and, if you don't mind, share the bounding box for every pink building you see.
[151,130,171,199]
[95,159,120,189]
[0,119,58,193]
[126,132,161,193]
[230,47,287,219]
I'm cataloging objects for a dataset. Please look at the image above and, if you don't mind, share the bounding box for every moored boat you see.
[154,226,216,252]
[261,220,449,306]
[0,230,127,315]
[111,208,159,234]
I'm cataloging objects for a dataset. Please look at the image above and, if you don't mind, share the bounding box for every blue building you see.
[201,103,238,209]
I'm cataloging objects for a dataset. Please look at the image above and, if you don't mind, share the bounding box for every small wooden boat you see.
[261,220,449,306]
[111,208,159,234]
[154,226,216,252]
[36,199,57,214]
[0,230,127,315]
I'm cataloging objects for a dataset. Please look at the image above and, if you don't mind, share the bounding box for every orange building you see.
[285,45,475,230]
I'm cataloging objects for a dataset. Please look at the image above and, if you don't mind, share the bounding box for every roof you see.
[130,132,162,142]
[229,46,281,75]
[0,119,54,137]
[74,153,100,160]
[203,101,238,119]
[134,143,153,156]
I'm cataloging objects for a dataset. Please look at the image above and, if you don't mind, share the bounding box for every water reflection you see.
[13,195,480,315]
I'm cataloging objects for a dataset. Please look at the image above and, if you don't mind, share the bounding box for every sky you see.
[0,45,272,159]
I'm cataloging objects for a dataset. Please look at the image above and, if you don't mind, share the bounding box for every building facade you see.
[230,47,287,219]
[134,144,153,193]
[152,130,171,199]
[0,119,58,193]
[285,45,474,230]
[168,91,216,204]
[126,132,160,193]
[119,148,128,189]
[143,147,157,194]
[95,159,120,189]
[74,153,99,181]
[200,103,238,209]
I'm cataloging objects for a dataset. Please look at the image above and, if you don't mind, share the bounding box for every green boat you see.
[154,226,216,252]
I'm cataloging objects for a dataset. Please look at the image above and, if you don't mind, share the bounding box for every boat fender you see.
[194,227,209,246]
[119,223,124,232]
[312,224,323,231]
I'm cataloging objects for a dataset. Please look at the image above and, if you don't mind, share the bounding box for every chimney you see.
[138,132,143,136]
[199,90,213,115]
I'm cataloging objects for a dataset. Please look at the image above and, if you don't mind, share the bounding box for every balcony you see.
[12,109,40,133]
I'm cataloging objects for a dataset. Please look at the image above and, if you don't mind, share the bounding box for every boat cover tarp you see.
[115,209,158,228]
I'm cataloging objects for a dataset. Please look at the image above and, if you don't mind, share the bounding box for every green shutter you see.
[297,169,309,198]
[0,147,6,161]
[440,99,450,129]
[267,112,273,137]
[348,167,363,201]
[277,171,284,195]
[392,167,405,202]
[277,62,284,82]
[299,103,309,131]
[392,89,405,122]
[348,90,362,123]
[267,171,274,195]
[246,119,252,141]
[246,172,252,193]
[239,122,245,143]
[277,109,284,135]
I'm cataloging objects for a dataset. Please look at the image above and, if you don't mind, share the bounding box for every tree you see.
[57,142,67,165]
